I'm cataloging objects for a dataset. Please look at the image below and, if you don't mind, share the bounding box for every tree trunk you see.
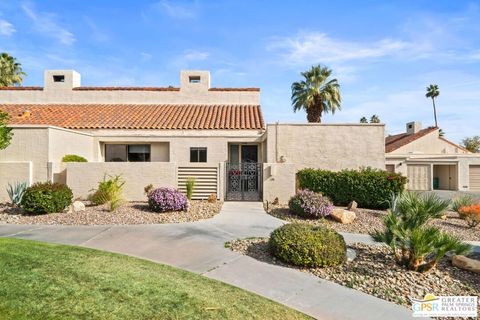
[432,98,438,127]
[306,103,322,123]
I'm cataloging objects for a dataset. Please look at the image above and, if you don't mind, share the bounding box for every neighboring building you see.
[0,69,385,202]
[386,121,480,192]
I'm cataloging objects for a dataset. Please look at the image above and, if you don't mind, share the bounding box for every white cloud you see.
[156,0,198,19]
[22,2,75,45]
[141,52,152,61]
[183,49,209,61]
[0,19,15,36]
[268,32,411,65]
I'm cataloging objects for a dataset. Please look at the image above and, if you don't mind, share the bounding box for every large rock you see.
[452,255,480,274]
[347,201,358,213]
[71,201,86,212]
[331,208,356,224]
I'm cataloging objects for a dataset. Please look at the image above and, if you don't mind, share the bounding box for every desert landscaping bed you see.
[266,204,480,242]
[0,201,223,225]
[227,238,479,308]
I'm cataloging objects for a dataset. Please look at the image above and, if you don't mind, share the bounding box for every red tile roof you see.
[0,86,43,91]
[0,104,264,130]
[385,127,438,153]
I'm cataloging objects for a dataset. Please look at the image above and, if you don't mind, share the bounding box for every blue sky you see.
[0,1,479,143]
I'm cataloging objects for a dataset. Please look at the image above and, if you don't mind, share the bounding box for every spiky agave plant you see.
[6,181,27,207]
[371,192,471,272]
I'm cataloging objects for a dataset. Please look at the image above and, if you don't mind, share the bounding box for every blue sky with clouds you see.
[0,1,479,143]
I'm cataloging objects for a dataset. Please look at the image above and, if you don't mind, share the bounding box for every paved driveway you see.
[0,202,417,320]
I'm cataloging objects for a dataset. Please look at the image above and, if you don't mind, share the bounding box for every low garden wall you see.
[263,163,296,203]
[0,161,32,202]
[66,162,177,201]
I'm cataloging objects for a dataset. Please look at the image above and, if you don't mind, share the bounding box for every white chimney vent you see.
[44,70,81,90]
[406,121,422,135]
[180,70,210,91]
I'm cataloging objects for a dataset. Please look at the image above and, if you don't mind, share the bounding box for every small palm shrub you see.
[458,205,480,228]
[62,154,88,162]
[371,192,471,272]
[451,195,478,218]
[269,223,346,268]
[6,181,27,206]
[21,182,73,214]
[297,168,407,209]
[288,189,333,219]
[148,187,188,212]
[89,175,125,211]
[186,177,196,200]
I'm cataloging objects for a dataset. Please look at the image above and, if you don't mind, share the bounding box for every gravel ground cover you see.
[0,201,223,225]
[266,204,480,242]
[227,238,479,309]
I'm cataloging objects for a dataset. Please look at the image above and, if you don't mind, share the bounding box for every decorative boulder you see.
[331,208,356,224]
[347,200,358,213]
[452,255,480,274]
[70,201,86,213]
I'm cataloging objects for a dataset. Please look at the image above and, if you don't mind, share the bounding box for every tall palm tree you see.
[291,65,341,123]
[0,53,26,86]
[425,84,439,127]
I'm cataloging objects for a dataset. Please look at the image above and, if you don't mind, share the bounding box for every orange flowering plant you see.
[458,204,480,228]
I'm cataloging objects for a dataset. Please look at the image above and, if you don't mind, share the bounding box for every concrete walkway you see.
[0,202,422,319]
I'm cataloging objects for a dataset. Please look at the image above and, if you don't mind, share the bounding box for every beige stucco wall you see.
[48,127,94,163]
[66,162,177,201]
[266,123,385,171]
[89,129,264,163]
[0,127,50,182]
[389,129,468,155]
[263,163,296,203]
[0,162,32,202]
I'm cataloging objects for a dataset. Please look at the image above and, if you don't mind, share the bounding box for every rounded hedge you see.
[297,168,407,209]
[147,187,189,212]
[288,189,333,219]
[269,223,346,268]
[62,154,87,162]
[21,182,73,214]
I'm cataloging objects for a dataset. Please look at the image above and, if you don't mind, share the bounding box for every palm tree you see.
[0,53,26,86]
[370,115,380,123]
[360,117,368,123]
[425,84,439,127]
[291,65,341,123]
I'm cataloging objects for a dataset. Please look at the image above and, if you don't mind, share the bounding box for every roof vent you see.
[406,121,421,135]
[19,109,31,118]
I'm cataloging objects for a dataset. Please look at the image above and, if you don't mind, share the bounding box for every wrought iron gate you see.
[225,162,262,201]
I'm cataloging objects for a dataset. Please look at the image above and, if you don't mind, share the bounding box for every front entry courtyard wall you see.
[0,123,387,202]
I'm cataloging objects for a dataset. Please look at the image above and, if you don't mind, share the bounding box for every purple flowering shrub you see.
[148,187,189,212]
[288,189,333,219]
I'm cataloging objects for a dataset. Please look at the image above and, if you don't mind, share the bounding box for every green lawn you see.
[0,238,309,320]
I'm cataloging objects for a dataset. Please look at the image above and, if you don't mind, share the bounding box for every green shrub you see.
[186,177,196,200]
[62,154,88,162]
[21,182,73,214]
[297,167,407,209]
[269,223,346,268]
[89,174,125,211]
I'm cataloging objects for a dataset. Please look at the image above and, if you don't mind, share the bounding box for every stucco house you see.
[386,121,480,192]
[0,69,385,202]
